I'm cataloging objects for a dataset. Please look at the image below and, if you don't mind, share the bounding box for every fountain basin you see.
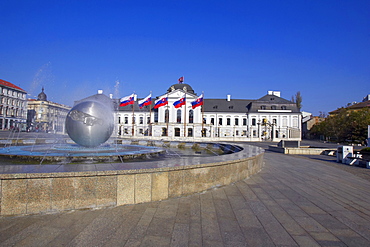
[0,144,165,162]
[0,140,264,216]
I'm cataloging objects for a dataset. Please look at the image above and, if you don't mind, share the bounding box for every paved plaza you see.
[0,142,370,246]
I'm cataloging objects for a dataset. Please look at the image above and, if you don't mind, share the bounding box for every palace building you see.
[117,82,302,141]
[0,79,27,130]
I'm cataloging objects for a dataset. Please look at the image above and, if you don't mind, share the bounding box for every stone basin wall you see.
[0,142,264,216]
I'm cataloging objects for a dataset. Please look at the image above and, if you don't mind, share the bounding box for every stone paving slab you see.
[1,151,370,246]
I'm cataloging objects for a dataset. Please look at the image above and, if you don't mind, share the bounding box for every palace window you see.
[218,118,223,126]
[235,118,239,126]
[189,110,193,123]
[162,127,168,136]
[243,118,247,126]
[282,117,287,127]
[188,128,193,137]
[176,109,181,123]
[252,118,256,126]
[154,111,158,123]
[174,128,180,137]
[165,109,170,123]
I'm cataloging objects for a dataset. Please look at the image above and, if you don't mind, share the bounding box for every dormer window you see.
[281,106,287,110]
[271,105,276,110]
[260,105,266,110]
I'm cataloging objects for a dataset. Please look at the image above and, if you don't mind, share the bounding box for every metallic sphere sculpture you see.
[65,101,114,147]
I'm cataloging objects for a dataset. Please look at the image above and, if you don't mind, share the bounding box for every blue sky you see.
[1,0,369,115]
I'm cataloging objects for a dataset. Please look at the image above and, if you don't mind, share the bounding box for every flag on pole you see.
[173,94,186,108]
[191,93,204,109]
[178,76,184,83]
[154,96,168,109]
[138,94,152,109]
[120,94,135,107]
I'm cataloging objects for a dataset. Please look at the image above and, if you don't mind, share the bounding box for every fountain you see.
[0,97,168,163]
[0,94,264,217]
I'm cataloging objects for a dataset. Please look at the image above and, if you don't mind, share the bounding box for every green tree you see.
[309,108,370,143]
[291,91,303,111]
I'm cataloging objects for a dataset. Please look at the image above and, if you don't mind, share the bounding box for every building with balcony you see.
[27,87,71,133]
[0,79,27,130]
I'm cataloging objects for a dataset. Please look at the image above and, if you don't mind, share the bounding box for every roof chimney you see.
[227,94,231,101]
[268,91,280,97]
[98,90,103,94]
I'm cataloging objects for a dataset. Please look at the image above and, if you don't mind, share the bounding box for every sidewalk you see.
[1,151,369,246]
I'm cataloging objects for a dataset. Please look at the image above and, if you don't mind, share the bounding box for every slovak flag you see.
[138,94,152,109]
[120,94,135,107]
[154,96,168,109]
[173,94,186,108]
[178,76,184,83]
[191,93,204,109]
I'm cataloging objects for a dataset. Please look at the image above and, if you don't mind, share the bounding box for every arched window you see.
[165,109,169,123]
[177,109,181,123]
[242,118,247,126]
[154,110,158,123]
[189,110,193,123]
[252,118,256,126]
[235,118,239,126]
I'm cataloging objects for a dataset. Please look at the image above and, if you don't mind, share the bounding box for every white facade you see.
[116,84,301,142]
[0,79,28,130]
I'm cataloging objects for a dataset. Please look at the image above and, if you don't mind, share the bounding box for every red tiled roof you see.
[0,79,26,92]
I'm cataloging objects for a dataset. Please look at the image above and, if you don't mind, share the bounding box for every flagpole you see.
[201,92,205,137]
[149,91,152,136]
[166,93,169,137]
[132,93,135,136]
[184,94,186,137]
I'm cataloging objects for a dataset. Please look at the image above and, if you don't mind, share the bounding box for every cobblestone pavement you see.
[1,150,370,246]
